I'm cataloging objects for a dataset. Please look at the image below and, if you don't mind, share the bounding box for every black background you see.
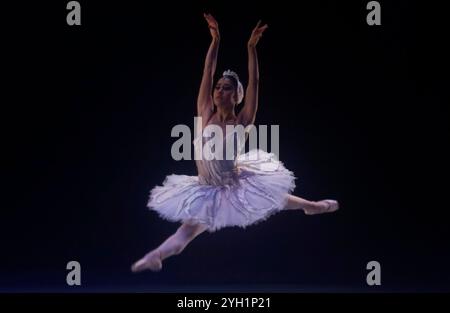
[2,0,448,292]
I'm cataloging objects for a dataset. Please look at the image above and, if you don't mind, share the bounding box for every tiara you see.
[222,70,240,82]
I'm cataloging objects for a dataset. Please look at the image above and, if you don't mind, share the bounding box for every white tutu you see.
[147,149,296,231]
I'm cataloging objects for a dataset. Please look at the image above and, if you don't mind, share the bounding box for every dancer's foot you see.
[304,199,339,215]
[131,250,162,273]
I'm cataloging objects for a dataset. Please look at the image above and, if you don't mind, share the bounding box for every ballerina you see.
[131,13,339,273]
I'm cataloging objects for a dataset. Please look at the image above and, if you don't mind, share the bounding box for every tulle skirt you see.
[147,149,296,232]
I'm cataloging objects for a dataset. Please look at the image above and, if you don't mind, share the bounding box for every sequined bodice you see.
[193,131,241,186]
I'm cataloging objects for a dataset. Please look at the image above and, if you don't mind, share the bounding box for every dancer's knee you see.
[177,223,207,240]
[284,194,300,210]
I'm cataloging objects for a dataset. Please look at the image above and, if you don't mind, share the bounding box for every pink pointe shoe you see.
[131,250,162,273]
[305,199,339,215]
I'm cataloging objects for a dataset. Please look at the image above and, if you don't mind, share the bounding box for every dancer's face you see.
[214,77,237,109]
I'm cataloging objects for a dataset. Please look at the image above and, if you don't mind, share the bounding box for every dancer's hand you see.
[248,20,268,48]
[203,13,220,41]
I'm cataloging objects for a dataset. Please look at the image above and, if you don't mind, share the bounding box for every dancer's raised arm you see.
[238,21,268,126]
[197,13,220,122]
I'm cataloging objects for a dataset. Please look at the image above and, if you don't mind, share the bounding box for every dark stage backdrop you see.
[2,0,448,292]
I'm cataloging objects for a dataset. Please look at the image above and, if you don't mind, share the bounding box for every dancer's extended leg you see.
[284,194,339,215]
[131,222,208,272]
